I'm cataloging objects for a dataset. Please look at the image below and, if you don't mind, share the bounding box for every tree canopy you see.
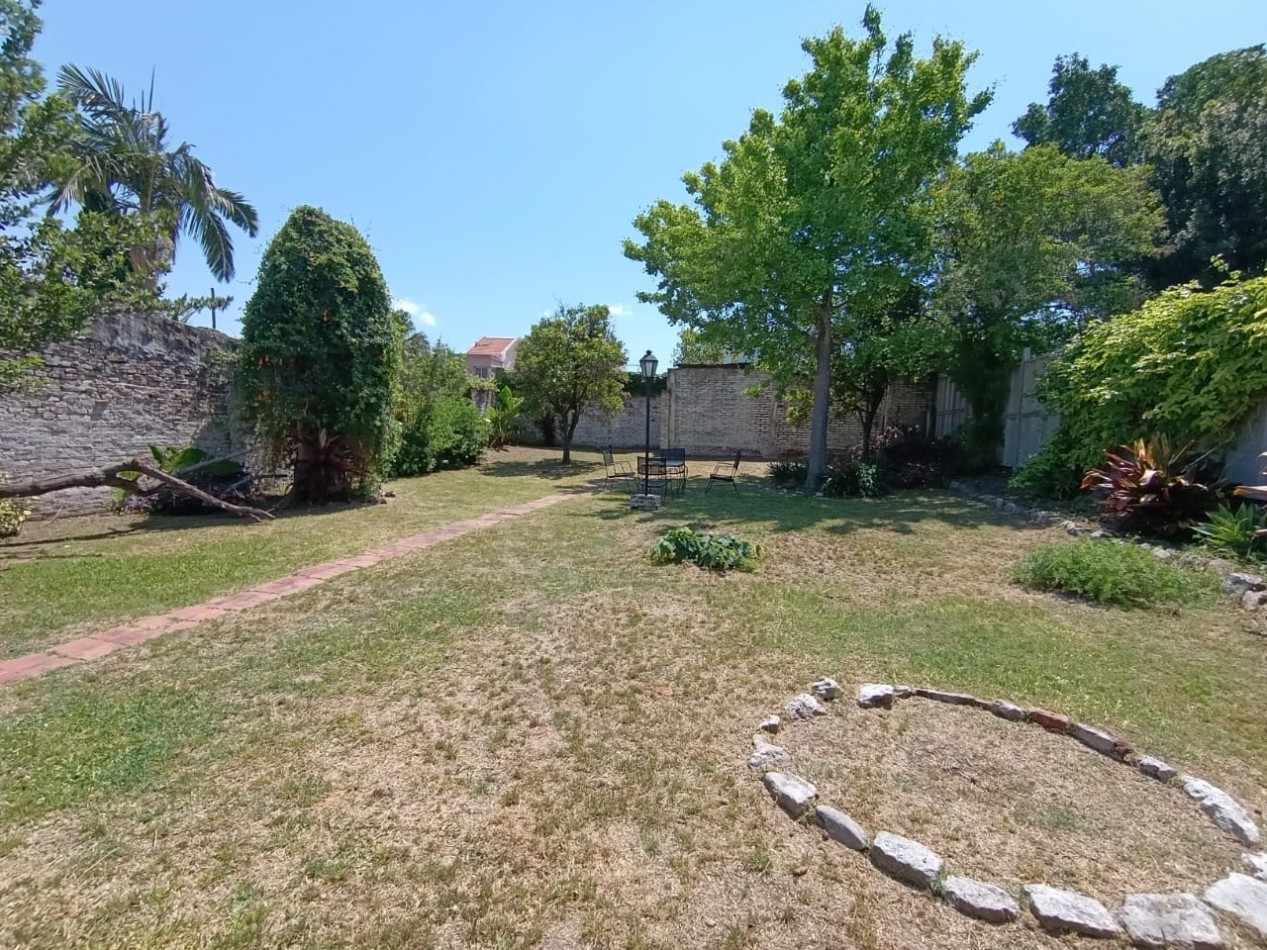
[514,303,627,464]
[1012,54,1146,167]
[626,5,990,485]
[0,0,153,384]
[931,143,1163,467]
[238,206,401,502]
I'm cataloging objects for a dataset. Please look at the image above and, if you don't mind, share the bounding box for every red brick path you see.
[0,491,580,688]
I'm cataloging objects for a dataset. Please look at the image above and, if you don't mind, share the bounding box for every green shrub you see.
[1018,274,1267,496]
[821,460,885,498]
[767,458,808,486]
[392,396,487,476]
[1194,503,1267,560]
[1011,539,1214,607]
[648,526,760,571]
[0,472,29,538]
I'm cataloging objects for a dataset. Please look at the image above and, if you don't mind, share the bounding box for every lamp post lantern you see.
[639,349,658,497]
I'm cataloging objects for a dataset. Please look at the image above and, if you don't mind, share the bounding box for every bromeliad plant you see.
[1080,439,1218,539]
[1194,503,1267,560]
[648,526,760,571]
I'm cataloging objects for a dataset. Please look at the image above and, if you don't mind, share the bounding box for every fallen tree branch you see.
[0,458,275,522]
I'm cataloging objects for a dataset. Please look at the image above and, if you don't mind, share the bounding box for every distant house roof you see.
[467,337,516,358]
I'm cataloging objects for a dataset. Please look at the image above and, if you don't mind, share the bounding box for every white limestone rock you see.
[748,734,792,771]
[814,805,869,851]
[942,875,1020,923]
[1244,852,1267,881]
[1117,893,1224,950]
[1024,883,1121,938]
[869,832,943,890]
[1203,874,1267,940]
[786,693,827,720]
[989,699,1027,722]
[758,715,781,734]
[811,677,842,701]
[1183,778,1261,846]
[857,683,897,709]
[762,771,817,818]
[1138,756,1179,783]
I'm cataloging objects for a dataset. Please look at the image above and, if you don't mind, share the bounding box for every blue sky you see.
[37,1,1263,367]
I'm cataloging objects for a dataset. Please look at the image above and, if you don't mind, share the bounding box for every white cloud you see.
[392,297,437,328]
[607,304,630,316]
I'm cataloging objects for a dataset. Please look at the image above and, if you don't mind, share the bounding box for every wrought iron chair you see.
[602,446,636,492]
[658,447,688,495]
[707,450,742,492]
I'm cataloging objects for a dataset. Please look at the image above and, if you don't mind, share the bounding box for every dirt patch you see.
[778,697,1249,902]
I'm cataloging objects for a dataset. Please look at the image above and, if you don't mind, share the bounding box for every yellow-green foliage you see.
[1016,275,1267,495]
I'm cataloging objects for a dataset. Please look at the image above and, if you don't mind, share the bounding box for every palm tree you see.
[48,65,258,284]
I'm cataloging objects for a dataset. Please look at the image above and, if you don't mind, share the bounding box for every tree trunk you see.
[0,458,274,521]
[860,383,887,460]
[805,295,833,488]
[561,410,581,464]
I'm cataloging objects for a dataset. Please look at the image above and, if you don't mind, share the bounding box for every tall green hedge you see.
[238,206,401,501]
[1015,275,1267,495]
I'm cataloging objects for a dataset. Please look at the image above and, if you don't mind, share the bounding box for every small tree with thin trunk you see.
[514,304,627,464]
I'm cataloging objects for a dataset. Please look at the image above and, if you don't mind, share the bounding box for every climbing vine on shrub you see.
[1015,275,1267,496]
[238,206,401,502]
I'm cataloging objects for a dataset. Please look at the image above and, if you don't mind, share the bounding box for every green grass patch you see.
[1011,539,1215,608]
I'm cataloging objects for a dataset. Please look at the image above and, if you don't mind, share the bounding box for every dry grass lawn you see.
[0,467,1264,948]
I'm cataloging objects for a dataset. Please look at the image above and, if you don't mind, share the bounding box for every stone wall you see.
[571,395,661,449]
[0,311,250,517]
[660,365,935,458]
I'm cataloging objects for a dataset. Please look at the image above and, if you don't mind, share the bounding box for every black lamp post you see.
[639,349,658,496]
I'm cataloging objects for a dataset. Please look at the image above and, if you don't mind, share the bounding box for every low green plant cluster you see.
[821,460,885,498]
[1016,274,1267,497]
[766,458,808,486]
[0,472,29,538]
[1195,503,1267,561]
[648,526,760,571]
[392,396,487,477]
[1011,539,1214,608]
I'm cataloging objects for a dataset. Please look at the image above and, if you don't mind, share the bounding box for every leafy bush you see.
[648,526,760,571]
[821,460,885,498]
[767,457,808,486]
[1080,439,1219,539]
[1011,540,1214,607]
[0,472,29,538]
[877,429,961,488]
[392,395,487,476]
[238,206,401,502]
[485,385,524,449]
[1194,503,1267,560]
[1018,274,1267,496]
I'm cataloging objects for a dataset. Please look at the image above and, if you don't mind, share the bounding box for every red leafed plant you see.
[1081,439,1219,539]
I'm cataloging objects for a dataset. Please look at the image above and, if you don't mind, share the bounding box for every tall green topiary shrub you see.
[1015,274,1267,496]
[238,206,402,502]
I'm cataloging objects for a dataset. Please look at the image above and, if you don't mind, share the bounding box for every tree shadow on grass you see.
[477,458,602,481]
[581,477,1051,536]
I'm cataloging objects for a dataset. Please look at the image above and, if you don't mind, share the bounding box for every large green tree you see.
[1012,54,1147,167]
[514,303,627,464]
[0,0,151,384]
[626,6,989,486]
[932,143,1162,467]
[1144,46,1267,287]
[47,65,258,285]
[238,206,401,502]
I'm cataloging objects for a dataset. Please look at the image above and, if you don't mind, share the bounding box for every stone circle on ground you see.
[748,676,1265,944]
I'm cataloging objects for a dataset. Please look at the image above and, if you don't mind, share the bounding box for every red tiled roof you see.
[467,337,516,357]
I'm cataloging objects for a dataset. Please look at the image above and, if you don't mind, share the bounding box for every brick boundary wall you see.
[0,311,252,518]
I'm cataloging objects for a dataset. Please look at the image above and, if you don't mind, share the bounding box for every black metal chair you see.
[658,448,688,495]
[707,450,742,492]
[602,446,636,492]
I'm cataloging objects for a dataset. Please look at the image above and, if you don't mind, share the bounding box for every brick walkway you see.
[0,491,582,688]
